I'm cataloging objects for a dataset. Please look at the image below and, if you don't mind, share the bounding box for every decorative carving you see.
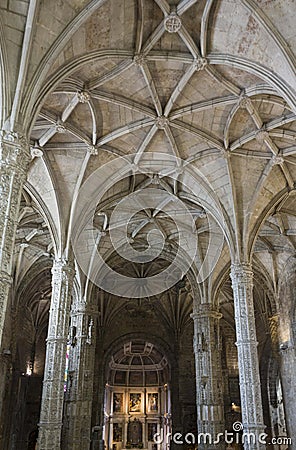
[133,54,146,67]
[78,91,90,103]
[38,259,75,449]
[55,120,66,133]
[63,305,97,447]
[155,116,169,129]
[269,314,280,356]
[0,130,30,351]
[30,146,43,158]
[221,148,230,159]
[86,318,93,345]
[0,129,28,148]
[230,264,266,442]
[239,95,251,109]
[191,304,224,442]
[255,129,269,143]
[164,13,182,33]
[193,57,207,71]
[271,155,284,166]
[0,270,12,285]
[87,145,98,155]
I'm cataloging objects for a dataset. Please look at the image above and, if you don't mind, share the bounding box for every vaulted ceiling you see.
[1,0,296,334]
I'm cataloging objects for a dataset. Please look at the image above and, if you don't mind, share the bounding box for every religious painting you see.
[127,419,143,445]
[147,393,158,412]
[113,423,123,442]
[129,393,141,412]
[148,423,158,441]
[113,392,123,413]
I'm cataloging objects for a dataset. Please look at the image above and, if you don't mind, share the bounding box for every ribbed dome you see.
[108,340,169,386]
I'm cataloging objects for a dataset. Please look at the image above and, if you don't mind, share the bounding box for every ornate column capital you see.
[0,129,28,147]
[191,303,222,321]
[0,129,31,173]
[230,263,253,285]
[52,258,75,278]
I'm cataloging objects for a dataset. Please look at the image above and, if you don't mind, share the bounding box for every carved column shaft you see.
[277,271,296,445]
[191,303,224,449]
[37,259,75,450]
[0,131,30,349]
[230,264,265,449]
[63,307,97,450]
[279,346,296,447]
[269,314,279,357]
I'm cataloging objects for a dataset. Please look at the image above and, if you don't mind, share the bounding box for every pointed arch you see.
[0,14,10,127]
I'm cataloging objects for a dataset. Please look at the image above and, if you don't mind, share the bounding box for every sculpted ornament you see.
[193,57,207,71]
[221,148,230,159]
[164,13,182,33]
[78,91,90,103]
[86,318,94,345]
[0,130,30,180]
[55,121,67,133]
[239,95,251,109]
[0,129,28,148]
[155,116,169,129]
[133,54,146,67]
[231,263,265,436]
[255,129,269,143]
[271,155,284,166]
[30,146,43,159]
[87,145,98,155]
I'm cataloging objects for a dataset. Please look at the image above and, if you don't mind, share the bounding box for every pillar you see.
[37,259,75,450]
[279,346,296,447]
[191,303,224,449]
[0,130,30,348]
[277,267,296,446]
[63,303,97,449]
[230,264,265,449]
[0,130,30,447]
[91,323,105,450]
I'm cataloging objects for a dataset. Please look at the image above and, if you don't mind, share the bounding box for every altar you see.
[103,341,171,450]
[104,386,171,450]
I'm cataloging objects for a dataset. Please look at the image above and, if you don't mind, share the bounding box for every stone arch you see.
[0,14,9,127]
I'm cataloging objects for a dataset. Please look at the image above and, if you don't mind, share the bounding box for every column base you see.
[37,422,63,450]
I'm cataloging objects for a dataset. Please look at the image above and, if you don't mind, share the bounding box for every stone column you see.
[0,130,30,349]
[63,305,97,450]
[280,341,296,446]
[91,325,105,450]
[0,131,30,447]
[191,303,224,449]
[277,269,296,446]
[230,264,265,449]
[37,259,75,450]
